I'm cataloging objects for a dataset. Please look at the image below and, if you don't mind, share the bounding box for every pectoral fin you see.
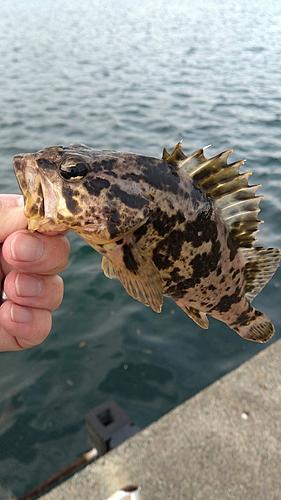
[102,256,117,279]
[102,240,163,313]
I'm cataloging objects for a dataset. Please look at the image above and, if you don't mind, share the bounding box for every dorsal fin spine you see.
[163,142,263,248]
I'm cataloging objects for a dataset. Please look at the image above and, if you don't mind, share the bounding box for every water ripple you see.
[1,0,281,496]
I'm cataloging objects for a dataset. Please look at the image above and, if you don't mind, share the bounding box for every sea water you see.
[0,0,281,496]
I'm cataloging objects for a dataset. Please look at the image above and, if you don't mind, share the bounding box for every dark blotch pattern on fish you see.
[185,210,217,247]
[152,208,185,237]
[227,234,238,261]
[121,172,141,183]
[103,206,121,226]
[137,156,180,194]
[83,177,110,197]
[165,277,199,299]
[123,244,139,274]
[152,211,186,270]
[109,184,148,210]
[62,185,81,214]
[134,224,148,242]
[84,158,117,176]
[37,158,56,170]
[99,159,118,178]
[215,286,241,313]
[232,304,252,325]
[190,245,221,279]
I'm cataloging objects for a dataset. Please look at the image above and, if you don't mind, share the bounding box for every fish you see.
[13,142,281,342]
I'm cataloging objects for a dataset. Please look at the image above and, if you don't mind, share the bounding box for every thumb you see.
[0,195,27,243]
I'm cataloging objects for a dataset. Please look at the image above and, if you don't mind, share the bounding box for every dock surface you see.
[42,339,281,500]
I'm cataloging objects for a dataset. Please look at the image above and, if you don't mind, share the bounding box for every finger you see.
[0,301,52,351]
[0,195,27,243]
[3,271,64,311]
[2,230,70,276]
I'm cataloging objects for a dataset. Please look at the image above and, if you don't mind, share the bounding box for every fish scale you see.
[13,142,281,342]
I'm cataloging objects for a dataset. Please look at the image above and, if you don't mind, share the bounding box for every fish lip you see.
[13,153,24,164]
[13,155,46,229]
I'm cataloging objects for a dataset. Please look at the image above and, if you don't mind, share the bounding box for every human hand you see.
[0,194,70,351]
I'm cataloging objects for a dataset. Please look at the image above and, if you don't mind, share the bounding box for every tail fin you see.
[233,307,274,343]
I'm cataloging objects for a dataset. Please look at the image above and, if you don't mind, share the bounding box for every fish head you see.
[13,144,152,244]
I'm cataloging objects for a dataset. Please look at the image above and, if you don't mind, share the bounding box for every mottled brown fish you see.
[13,142,281,342]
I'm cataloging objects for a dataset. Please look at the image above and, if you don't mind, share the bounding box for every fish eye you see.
[59,158,89,182]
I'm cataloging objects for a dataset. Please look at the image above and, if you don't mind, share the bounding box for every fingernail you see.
[15,274,43,297]
[11,233,44,262]
[10,304,31,323]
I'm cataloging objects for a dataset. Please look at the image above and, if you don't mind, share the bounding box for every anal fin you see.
[175,300,209,329]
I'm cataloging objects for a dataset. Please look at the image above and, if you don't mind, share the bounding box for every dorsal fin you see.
[162,142,262,248]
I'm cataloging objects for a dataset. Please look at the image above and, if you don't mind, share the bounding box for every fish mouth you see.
[14,154,70,233]
[13,154,47,231]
